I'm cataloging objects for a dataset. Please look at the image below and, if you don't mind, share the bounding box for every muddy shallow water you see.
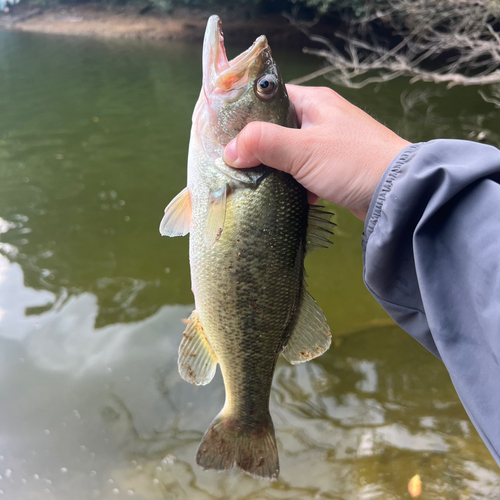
[0,30,499,499]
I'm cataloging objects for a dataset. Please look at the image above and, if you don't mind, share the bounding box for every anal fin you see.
[160,187,192,237]
[178,311,217,385]
[282,290,332,365]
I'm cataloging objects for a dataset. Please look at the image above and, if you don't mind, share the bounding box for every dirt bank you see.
[0,4,312,46]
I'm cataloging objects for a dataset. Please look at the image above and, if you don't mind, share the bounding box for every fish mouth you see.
[203,15,268,95]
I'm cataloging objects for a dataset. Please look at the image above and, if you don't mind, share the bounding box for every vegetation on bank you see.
[2,0,500,107]
[0,0,406,18]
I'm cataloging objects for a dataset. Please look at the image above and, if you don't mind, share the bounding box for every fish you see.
[159,15,335,481]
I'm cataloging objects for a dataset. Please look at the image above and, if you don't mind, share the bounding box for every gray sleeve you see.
[362,139,500,465]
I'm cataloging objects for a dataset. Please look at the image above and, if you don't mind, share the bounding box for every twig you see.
[291,0,500,103]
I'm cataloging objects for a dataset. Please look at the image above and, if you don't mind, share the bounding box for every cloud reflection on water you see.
[1,254,499,499]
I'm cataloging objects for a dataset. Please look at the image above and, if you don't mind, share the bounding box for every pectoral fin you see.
[204,183,228,248]
[282,291,331,364]
[160,187,192,237]
[306,204,336,254]
[178,311,218,385]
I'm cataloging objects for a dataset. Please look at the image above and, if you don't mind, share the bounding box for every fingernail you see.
[223,139,238,166]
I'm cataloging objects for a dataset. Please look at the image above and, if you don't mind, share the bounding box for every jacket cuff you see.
[363,143,423,244]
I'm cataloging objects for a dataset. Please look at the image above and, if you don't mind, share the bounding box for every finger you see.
[286,84,312,106]
[286,84,340,127]
[223,121,306,174]
[307,191,320,205]
[285,84,308,126]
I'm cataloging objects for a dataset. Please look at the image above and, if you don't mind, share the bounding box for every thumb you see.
[223,121,303,174]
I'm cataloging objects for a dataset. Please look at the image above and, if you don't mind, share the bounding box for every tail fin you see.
[196,411,279,481]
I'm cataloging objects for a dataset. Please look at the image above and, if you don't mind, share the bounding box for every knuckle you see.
[237,122,264,165]
[232,122,268,167]
[316,86,338,100]
[301,87,338,115]
[287,130,312,176]
[320,86,337,97]
[242,122,263,148]
[309,87,343,120]
[319,87,341,106]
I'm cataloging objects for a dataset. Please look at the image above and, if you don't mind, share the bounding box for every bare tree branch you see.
[289,0,500,105]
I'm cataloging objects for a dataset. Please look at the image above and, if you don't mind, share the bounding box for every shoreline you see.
[0,4,312,46]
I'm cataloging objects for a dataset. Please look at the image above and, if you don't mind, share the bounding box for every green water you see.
[0,30,499,500]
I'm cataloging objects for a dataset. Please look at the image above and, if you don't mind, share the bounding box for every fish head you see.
[198,15,293,147]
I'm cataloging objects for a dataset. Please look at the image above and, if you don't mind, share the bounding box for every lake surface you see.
[0,29,499,500]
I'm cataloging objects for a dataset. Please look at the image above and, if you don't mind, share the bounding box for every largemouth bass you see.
[160,15,334,481]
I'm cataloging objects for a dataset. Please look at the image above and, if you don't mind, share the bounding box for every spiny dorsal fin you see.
[160,187,192,237]
[306,204,336,254]
[178,311,218,385]
[282,290,332,365]
[204,183,228,248]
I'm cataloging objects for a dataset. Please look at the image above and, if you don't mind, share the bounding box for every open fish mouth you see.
[202,15,269,94]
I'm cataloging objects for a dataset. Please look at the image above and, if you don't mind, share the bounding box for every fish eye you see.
[255,75,278,101]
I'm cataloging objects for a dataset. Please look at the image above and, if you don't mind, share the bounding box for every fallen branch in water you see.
[288,0,500,105]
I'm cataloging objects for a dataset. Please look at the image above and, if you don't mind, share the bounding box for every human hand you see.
[223,85,410,220]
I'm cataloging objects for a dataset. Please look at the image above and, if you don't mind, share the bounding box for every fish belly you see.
[192,169,307,410]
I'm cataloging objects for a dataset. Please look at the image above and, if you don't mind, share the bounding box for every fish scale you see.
[192,170,308,423]
[160,15,335,480]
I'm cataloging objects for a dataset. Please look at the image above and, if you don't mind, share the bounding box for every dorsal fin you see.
[282,204,334,364]
[306,204,336,254]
